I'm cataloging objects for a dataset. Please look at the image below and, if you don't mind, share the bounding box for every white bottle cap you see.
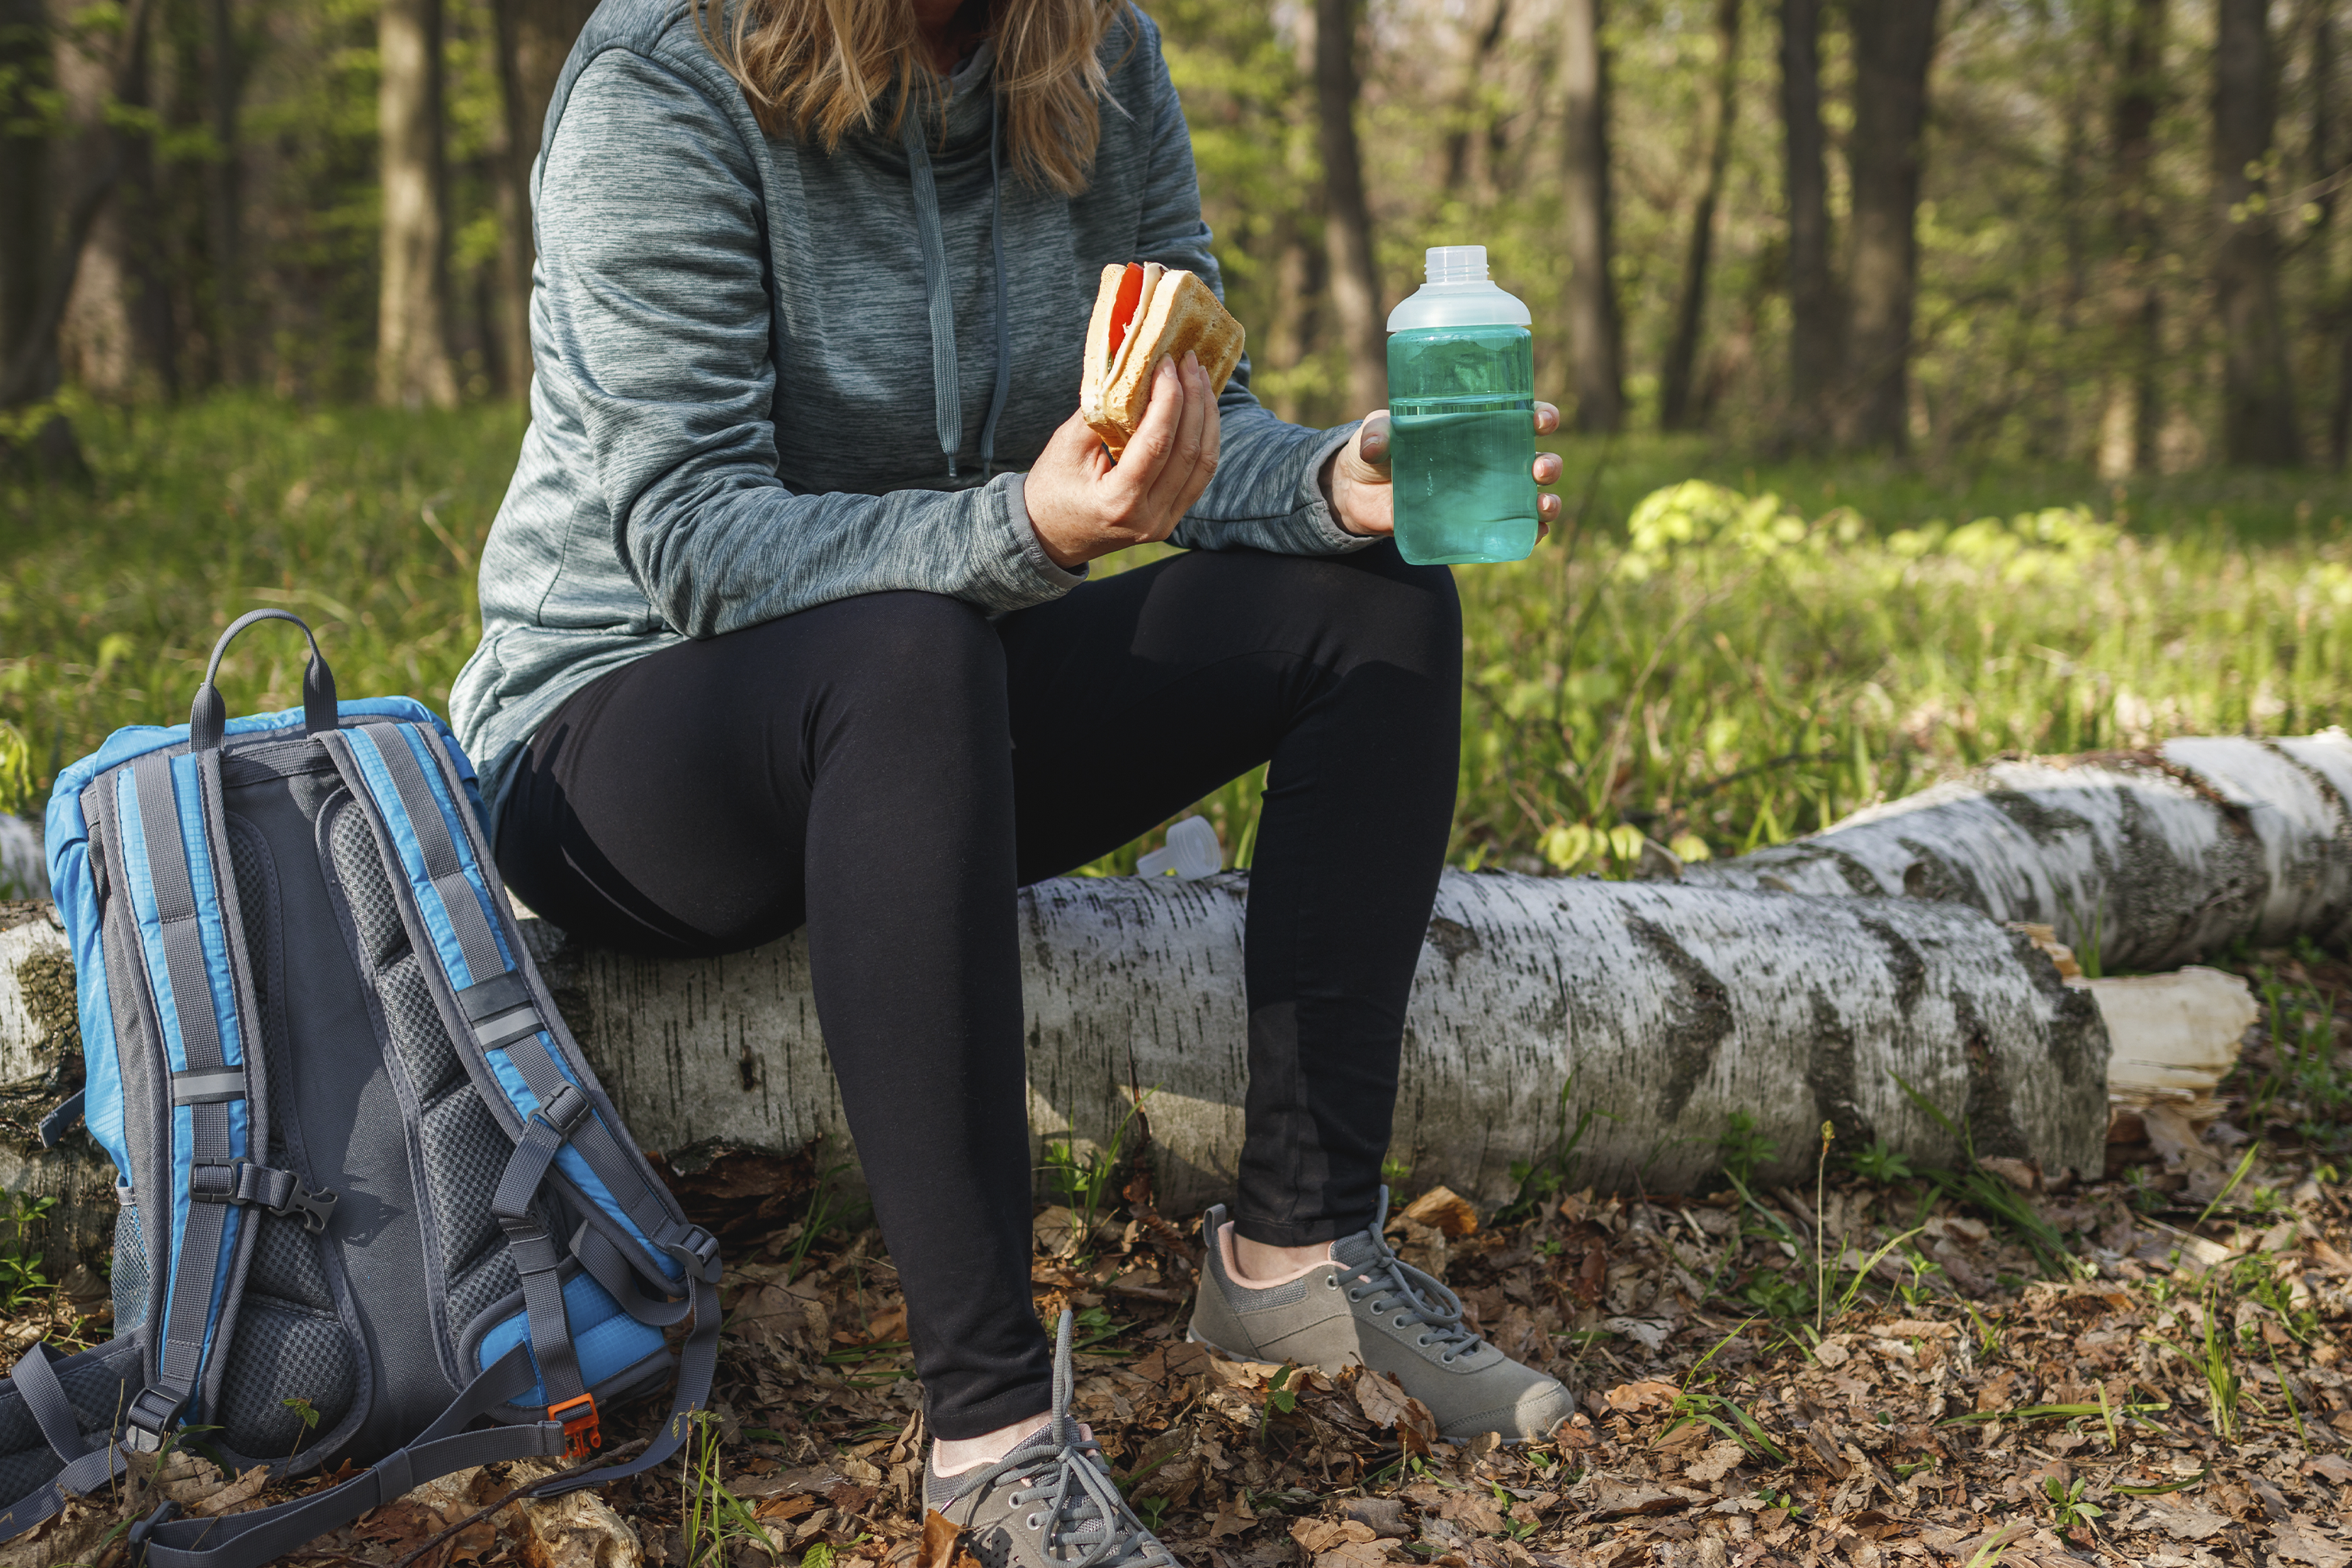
[1136,816,1223,880]
[1424,246,1488,285]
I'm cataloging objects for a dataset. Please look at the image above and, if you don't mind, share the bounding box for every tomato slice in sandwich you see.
[1108,262,1146,361]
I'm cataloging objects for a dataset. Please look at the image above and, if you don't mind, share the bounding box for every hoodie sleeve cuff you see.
[1296,422,1378,553]
[1004,472,1089,592]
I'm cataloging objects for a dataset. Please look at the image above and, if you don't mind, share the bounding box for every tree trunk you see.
[112,4,174,399]
[40,732,2352,1239]
[491,0,593,399]
[1780,0,1835,448]
[1688,732,2352,972]
[0,0,84,475]
[1442,0,1511,197]
[2212,0,2302,466]
[203,0,246,384]
[378,0,458,410]
[1659,0,1742,433]
[2097,0,2165,480]
[1561,0,1623,432]
[1315,0,1385,417]
[1834,0,1938,452]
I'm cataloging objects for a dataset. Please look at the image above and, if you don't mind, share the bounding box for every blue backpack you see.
[13,610,720,1566]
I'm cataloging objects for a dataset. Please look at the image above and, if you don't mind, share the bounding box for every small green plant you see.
[802,1543,839,1568]
[1845,1139,1915,1185]
[1814,1121,1834,1334]
[0,1195,55,1313]
[1132,1496,1172,1534]
[786,1159,855,1285]
[2157,1286,2241,1442]
[1892,1075,2071,1277]
[1259,1364,1300,1447]
[681,1410,778,1567]
[280,1395,319,1460]
[1039,1092,1151,1260]
[1717,1112,1776,1190]
[1738,1273,1812,1325]
[1496,1076,1613,1224]
[2043,1475,2104,1533]
[1380,1155,1415,1191]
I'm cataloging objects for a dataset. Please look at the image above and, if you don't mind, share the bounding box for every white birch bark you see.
[1684,729,2352,970]
[536,871,2108,1213]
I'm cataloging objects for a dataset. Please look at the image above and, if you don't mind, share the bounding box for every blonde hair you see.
[694,0,1127,196]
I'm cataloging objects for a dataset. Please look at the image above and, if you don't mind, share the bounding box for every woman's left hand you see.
[1324,402,1565,539]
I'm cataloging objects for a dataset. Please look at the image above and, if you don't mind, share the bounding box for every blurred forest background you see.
[15,0,2352,876]
[1,0,2342,466]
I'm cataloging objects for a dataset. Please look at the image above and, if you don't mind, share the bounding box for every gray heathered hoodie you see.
[449,0,1368,823]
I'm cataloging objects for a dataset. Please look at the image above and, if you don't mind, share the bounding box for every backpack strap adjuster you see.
[668,1225,723,1285]
[548,1392,600,1460]
[531,1082,591,1137]
[188,1160,340,1233]
[123,1388,187,1451]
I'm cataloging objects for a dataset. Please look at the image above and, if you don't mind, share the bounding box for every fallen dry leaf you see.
[1401,1186,1480,1237]
[1602,1380,1681,1413]
[1683,1442,1745,1485]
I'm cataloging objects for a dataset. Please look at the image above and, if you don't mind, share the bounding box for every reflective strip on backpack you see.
[320,724,694,1287]
[116,751,254,1440]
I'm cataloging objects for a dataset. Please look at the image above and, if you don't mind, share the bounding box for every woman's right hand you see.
[1024,352,1221,569]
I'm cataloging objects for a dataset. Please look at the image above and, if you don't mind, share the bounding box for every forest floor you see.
[1,948,2350,1566]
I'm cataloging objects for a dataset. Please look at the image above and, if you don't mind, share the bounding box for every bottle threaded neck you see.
[1424,245,1488,284]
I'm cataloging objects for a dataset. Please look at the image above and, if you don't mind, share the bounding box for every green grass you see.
[11,396,2352,876]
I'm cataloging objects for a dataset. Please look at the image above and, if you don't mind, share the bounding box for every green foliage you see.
[1891,1075,2072,1278]
[1495,1075,1609,1225]
[0,1195,55,1314]
[1038,1092,1150,1261]
[681,1410,778,1567]
[22,406,2352,890]
[1844,1140,1914,1186]
[1715,1112,1775,1190]
[281,1395,320,1459]
[785,1159,856,1286]
[0,720,33,820]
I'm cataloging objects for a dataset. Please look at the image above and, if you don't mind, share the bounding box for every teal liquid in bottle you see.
[1384,246,1539,566]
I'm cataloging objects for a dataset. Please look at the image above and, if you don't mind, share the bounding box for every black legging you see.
[494,541,1461,1438]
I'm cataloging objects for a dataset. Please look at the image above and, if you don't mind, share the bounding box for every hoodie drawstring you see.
[900,87,1012,483]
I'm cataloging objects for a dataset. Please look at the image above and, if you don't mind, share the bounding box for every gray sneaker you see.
[927,1310,1181,1568]
[1187,1187,1575,1443]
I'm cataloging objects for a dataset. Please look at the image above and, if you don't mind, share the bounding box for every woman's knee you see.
[1310,542,1463,685]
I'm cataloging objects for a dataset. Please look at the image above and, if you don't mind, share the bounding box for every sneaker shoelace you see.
[1333,1186,1484,1364]
[953,1309,1178,1568]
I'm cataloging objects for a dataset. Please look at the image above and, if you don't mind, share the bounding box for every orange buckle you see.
[549,1393,600,1460]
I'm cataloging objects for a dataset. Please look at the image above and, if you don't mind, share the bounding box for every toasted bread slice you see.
[1080,264,1246,457]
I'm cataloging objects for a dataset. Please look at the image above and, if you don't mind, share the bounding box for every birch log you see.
[536,871,2106,1213]
[1685,730,2352,970]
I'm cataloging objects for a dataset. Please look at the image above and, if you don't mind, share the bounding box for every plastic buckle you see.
[126,1499,178,1563]
[672,1225,722,1284]
[534,1083,591,1136]
[549,1393,600,1460]
[187,1159,244,1205]
[123,1388,186,1453]
[271,1183,339,1235]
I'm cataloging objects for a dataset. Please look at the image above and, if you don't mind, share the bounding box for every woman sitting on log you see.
[450,0,1570,1555]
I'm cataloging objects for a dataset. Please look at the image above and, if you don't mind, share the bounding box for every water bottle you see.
[1384,246,1539,565]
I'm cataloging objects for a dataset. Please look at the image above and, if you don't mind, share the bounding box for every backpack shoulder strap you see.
[317,720,719,1483]
[111,747,270,1448]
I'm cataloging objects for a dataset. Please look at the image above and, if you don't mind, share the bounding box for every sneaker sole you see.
[1183,1330,1561,1449]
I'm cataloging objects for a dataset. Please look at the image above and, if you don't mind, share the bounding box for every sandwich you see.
[1080,262,1247,456]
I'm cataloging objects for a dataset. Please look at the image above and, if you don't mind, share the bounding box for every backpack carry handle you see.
[189,609,338,752]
